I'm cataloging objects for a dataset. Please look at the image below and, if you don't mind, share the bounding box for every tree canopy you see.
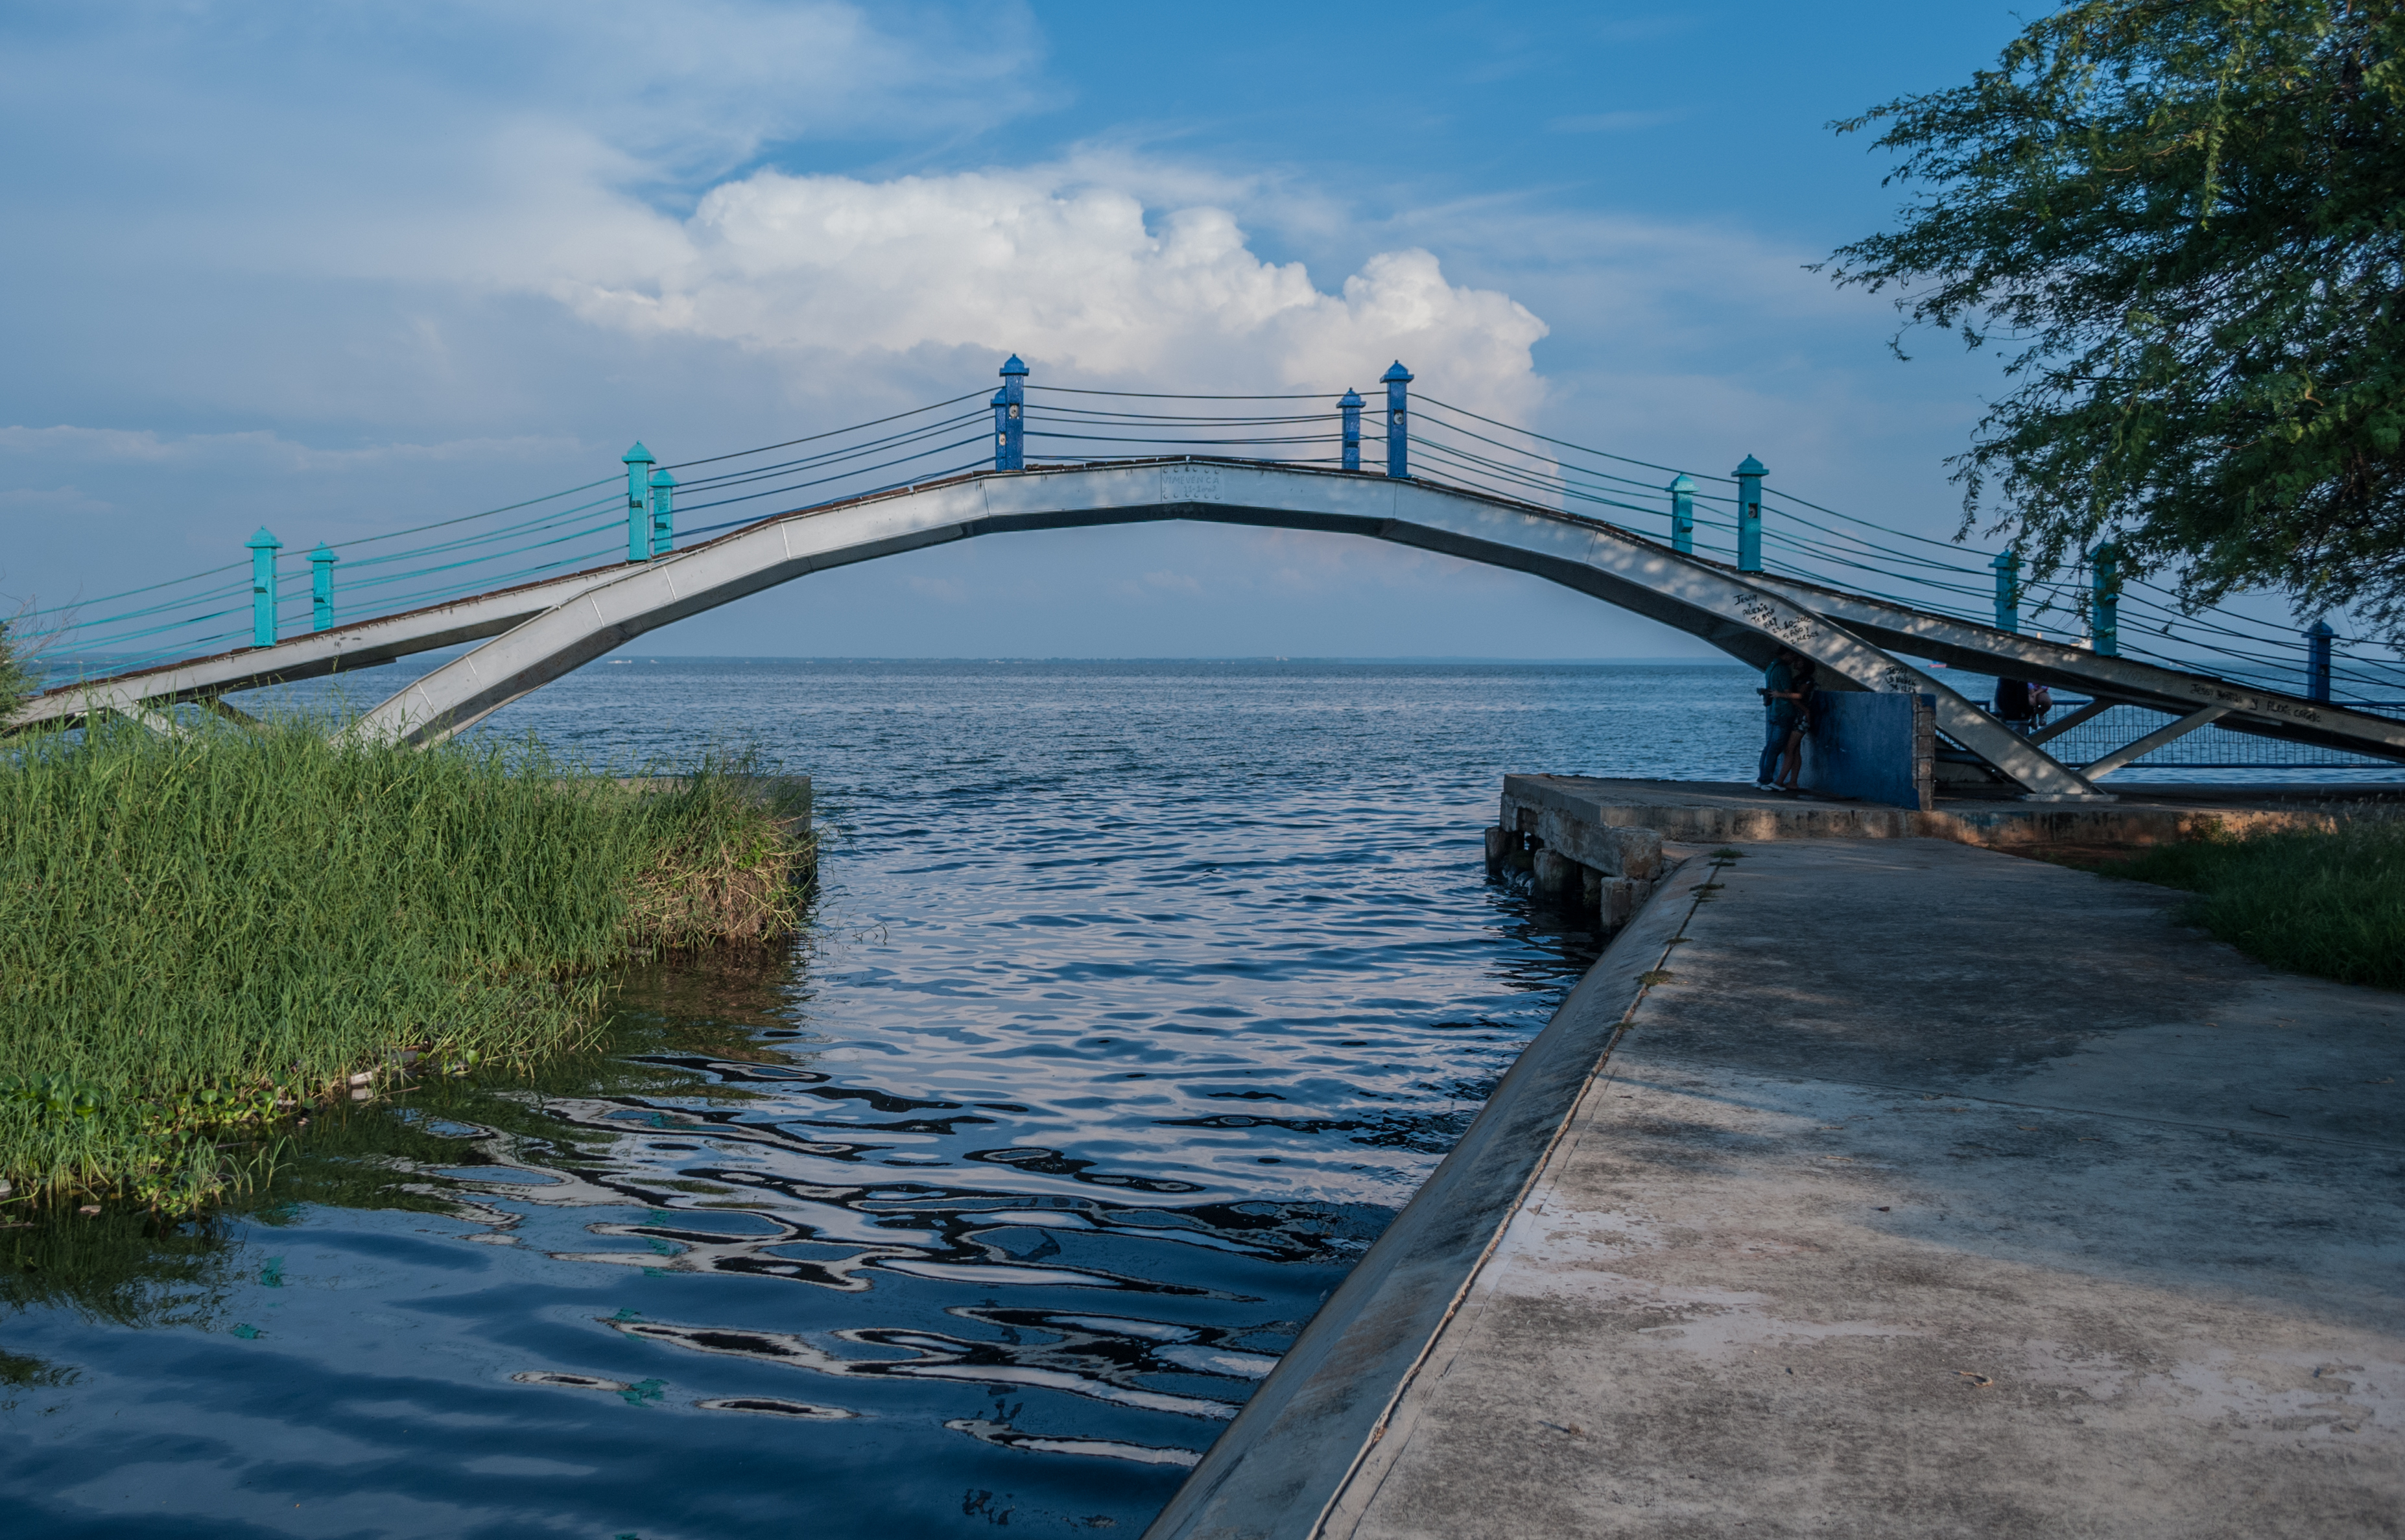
[1825,0,2404,640]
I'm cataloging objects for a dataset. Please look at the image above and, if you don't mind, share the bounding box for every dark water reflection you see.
[3,661,1757,1537]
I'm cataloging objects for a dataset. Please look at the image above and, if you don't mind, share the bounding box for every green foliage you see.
[0,619,29,711]
[1825,1,2405,635]
[0,718,809,1211]
[2081,815,2405,987]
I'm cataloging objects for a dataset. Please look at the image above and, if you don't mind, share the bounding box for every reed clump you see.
[0,716,811,1213]
[0,619,29,709]
[2081,814,2405,990]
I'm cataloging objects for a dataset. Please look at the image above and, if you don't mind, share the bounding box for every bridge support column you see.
[2306,619,2334,701]
[2090,542,2120,656]
[1735,456,1765,573]
[993,355,1028,471]
[246,527,281,648]
[1992,551,2020,633]
[1668,473,1695,555]
[648,468,676,557]
[1340,388,1363,471]
[310,542,338,632]
[1382,361,1412,479]
[1531,847,1581,904]
[622,442,656,562]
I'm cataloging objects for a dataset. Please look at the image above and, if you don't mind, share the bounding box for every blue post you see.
[1340,388,1363,471]
[622,442,656,562]
[648,468,676,557]
[1991,551,2020,633]
[1668,473,1696,555]
[1381,362,1412,479]
[310,542,338,632]
[2090,542,2120,656]
[1734,456,1766,572]
[246,527,281,648]
[993,355,1028,471]
[2306,619,2334,701]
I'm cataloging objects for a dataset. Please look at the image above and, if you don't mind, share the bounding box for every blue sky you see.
[3,1,2038,659]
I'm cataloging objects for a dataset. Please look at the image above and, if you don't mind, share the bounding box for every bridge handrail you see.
[14,358,2404,710]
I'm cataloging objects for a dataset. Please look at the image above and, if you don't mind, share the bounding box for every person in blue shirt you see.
[1756,648,1808,790]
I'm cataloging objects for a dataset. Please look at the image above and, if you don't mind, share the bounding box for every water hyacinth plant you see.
[0,712,811,1213]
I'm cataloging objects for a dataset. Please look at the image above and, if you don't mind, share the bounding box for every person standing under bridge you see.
[1994,678,2037,735]
[1756,648,1808,790]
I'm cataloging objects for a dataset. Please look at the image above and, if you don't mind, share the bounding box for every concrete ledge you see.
[1143,857,1712,1540]
[1506,774,2400,849]
[1501,792,1664,879]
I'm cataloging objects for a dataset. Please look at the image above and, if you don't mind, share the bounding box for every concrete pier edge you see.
[1143,854,1716,1540]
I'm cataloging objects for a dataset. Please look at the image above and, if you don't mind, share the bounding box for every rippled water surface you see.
[3,661,1759,1538]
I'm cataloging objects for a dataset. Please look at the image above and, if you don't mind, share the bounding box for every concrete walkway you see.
[1159,839,2405,1539]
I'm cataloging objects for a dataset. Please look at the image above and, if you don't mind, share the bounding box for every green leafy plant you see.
[1825,1,2405,635]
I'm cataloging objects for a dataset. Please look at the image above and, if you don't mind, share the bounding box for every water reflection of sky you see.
[3,661,1753,1537]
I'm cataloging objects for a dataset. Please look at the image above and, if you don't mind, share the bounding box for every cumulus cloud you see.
[542,164,1551,415]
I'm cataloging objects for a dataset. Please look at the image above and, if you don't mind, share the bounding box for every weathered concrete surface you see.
[1321,839,2404,1539]
[1504,774,2405,850]
[1142,856,1712,1540]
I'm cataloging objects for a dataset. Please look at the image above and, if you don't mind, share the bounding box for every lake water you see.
[7,656,2397,1537]
[2,660,1763,1539]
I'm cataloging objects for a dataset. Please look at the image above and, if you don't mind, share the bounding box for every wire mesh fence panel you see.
[2025,700,2405,771]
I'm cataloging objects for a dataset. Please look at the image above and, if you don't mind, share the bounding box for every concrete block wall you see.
[1488,781,1667,938]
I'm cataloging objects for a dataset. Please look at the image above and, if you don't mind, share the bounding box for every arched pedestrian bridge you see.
[14,362,2405,799]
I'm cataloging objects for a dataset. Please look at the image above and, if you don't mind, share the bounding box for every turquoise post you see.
[2306,619,2334,701]
[2090,543,2120,656]
[310,542,338,632]
[1734,456,1766,572]
[1668,473,1696,554]
[246,527,281,648]
[648,468,676,556]
[1991,551,2020,633]
[1340,388,1363,471]
[1381,361,1412,479]
[622,442,656,562]
[993,355,1027,470]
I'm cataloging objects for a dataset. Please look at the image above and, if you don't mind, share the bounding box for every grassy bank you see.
[2077,817,2405,990]
[0,716,811,1212]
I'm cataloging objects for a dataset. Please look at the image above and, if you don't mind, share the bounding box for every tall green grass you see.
[2083,816,2405,990]
[0,619,28,713]
[0,716,809,1211]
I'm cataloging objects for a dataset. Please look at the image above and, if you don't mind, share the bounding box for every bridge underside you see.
[16,460,2404,796]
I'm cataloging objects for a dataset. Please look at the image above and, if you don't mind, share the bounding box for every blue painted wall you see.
[1801,692,1934,811]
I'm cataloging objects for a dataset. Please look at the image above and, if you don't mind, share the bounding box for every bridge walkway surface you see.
[1148,836,2404,1539]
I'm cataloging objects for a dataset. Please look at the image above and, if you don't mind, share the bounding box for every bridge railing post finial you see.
[246,526,282,648]
[1339,388,1364,472]
[1667,474,1696,554]
[995,355,1028,471]
[648,468,676,557]
[622,442,657,562]
[310,542,338,633]
[2089,541,2120,656]
[1991,550,2021,634]
[1381,362,1412,479]
[2306,617,2335,701]
[1734,456,1766,572]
